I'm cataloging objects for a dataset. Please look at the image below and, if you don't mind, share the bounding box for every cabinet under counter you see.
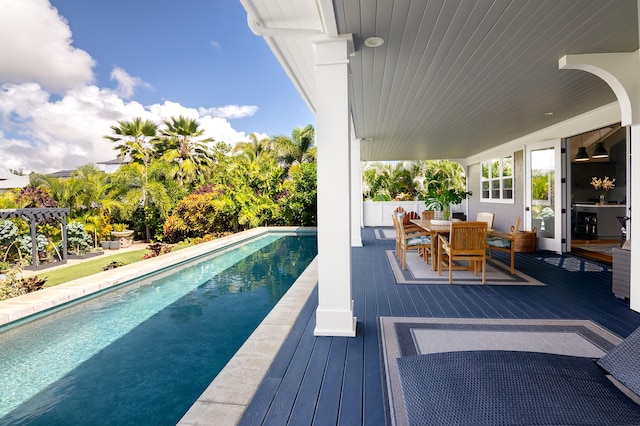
[572,204,628,239]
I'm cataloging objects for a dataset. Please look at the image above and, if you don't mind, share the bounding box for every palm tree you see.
[104,117,159,165]
[273,124,316,172]
[110,160,176,242]
[30,173,82,210]
[232,133,274,162]
[72,165,120,240]
[156,115,214,189]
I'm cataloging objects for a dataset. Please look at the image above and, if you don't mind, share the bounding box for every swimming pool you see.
[0,231,317,425]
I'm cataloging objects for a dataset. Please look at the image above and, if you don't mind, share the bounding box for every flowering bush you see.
[591,176,615,194]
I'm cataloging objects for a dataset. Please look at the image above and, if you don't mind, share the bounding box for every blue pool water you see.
[0,232,317,425]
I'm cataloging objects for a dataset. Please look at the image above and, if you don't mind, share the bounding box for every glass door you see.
[525,140,563,253]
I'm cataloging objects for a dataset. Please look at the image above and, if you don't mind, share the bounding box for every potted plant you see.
[426,188,472,221]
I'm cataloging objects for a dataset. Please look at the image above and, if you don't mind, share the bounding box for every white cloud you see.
[199,104,259,119]
[110,67,153,99]
[0,83,257,173]
[0,0,260,174]
[0,0,95,93]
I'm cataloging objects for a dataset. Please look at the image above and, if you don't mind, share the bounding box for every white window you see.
[481,156,513,202]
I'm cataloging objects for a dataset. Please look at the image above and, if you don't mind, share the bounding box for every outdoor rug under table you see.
[397,350,640,426]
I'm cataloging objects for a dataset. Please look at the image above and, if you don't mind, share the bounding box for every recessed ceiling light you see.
[544,112,554,116]
[364,37,384,48]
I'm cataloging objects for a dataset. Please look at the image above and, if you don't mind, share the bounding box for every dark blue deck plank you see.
[313,337,348,425]
[337,326,365,425]
[287,336,332,424]
[261,305,319,424]
[240,227,640,425]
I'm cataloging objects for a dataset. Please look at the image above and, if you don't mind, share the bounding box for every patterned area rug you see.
[536,255,612,272]
[387,250,543,286]
[379,317,623,426]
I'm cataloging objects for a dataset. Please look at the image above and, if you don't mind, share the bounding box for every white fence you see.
[362,201,466,227]
[363,201,426,227]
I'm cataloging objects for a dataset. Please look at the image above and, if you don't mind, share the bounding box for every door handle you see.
[525,207,530,211]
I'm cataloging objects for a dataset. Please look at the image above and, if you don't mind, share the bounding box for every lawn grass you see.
[39,243,193,287]
[40,250,148,287]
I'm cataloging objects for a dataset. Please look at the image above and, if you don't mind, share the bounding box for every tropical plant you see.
[29,174,82,210]
[413,160,471,208]
[233,133,274,162]
[65,222,93,255]
[17,185,58,208]
[0,264,47,301]
[278,163,317,226]
[273,124,316,172]
[110,160,178,242]
[156,115,215,189]
[104,117,159,165]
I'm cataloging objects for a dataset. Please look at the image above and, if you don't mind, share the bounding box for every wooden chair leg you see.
[510,248,515,274]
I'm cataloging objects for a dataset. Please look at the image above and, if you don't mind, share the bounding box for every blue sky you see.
[0,0,315,174]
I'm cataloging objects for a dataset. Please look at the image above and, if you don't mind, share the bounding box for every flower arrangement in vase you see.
[591,176,615,204]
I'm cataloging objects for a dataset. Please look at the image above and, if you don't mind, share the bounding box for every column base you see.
[314,302,357,337]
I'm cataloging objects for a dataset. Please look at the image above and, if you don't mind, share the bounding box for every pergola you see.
[0,208,70,270]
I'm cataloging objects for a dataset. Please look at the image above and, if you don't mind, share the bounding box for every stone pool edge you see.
[0,227,315,326]
[178,256,318,425]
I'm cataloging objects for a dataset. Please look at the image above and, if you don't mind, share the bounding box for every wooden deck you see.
[239,227,640,425]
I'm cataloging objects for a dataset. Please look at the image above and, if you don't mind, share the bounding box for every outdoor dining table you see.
[410,219,454,271]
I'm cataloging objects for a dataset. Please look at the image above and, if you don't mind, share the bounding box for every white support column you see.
[559,51,640,312]
[351,136,363,247]
[630,124,639,311]
[313,35,357,337]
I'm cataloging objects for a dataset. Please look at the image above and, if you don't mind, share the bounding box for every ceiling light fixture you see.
[591,129,609,159]
[574,134,590,162]
[364,36,384,48]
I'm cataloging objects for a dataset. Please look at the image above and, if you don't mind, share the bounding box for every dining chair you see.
[438,221,488,284]
[402,211,420,225]
[476,212,495,230]
[422,210,435,220]
[398,216,432,269]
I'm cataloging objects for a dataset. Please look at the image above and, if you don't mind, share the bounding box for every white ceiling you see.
[240,0,639,161]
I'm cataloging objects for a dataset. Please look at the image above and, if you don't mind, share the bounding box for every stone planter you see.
[109,240,121,250]
[100,241,111,250]
[111,230,134,248]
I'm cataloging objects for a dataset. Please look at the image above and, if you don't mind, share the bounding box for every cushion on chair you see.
[597,327,640,397]
[487,236,511,249]
[407,236,431,246]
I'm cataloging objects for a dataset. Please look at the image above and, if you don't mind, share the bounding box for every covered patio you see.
[231,0,640,424]
[239,0,640,336]
[238,227,640,424]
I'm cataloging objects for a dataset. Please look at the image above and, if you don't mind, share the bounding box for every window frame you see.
[480,155,514,203]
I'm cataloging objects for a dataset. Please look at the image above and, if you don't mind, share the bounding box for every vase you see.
[599,194,605,205]
[442,204,451,220]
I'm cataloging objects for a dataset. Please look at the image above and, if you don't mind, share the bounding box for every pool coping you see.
[0,226,315,327]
